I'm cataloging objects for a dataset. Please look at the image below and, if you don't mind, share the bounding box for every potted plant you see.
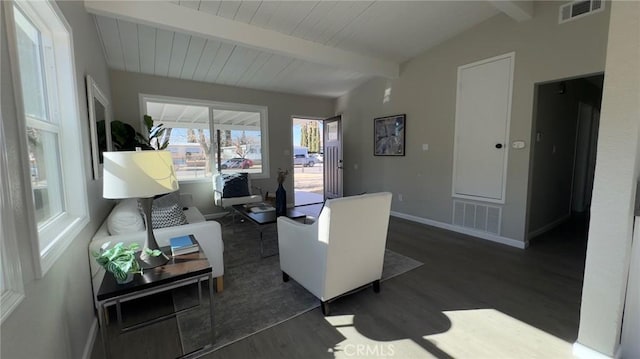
[108,115,169,151]
[92,242,143,284]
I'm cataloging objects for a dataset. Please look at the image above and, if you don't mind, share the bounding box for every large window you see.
[142,96,269,182]
[6,0,88,276]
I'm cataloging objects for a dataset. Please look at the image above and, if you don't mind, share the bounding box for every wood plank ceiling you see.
[92,1,500,98]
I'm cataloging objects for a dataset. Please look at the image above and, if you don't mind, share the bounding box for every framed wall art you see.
[374,114,405,156]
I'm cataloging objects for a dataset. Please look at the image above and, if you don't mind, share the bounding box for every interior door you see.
[324,115,343,199]
[453,53,514,203]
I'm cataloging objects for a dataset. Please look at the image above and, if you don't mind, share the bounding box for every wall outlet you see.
[354,163,359,170]
[398,193,403,201]
[422,144,429,151]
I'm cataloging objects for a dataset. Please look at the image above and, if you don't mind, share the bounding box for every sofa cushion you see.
[221,173,250,198]
[107,199,145,235]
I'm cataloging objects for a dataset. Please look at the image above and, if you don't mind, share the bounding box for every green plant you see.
[110,115,168,151]
[143,114,169,150]
[92,242,142,282]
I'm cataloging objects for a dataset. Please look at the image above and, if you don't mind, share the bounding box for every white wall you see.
[0,1,113,358]
[108,70,335,216]
[576,1,640,356]
[335,1,610,243]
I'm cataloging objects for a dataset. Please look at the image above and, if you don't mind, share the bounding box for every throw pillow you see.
[153,191,182,208]
[151,202,187,229]
[107,198,145,235]
[137,191,188,229]
[222,173,250,198]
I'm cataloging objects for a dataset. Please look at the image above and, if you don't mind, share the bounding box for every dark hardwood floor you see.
[92,215,587,359]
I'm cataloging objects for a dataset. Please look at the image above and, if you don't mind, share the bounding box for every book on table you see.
[169,234,199,256]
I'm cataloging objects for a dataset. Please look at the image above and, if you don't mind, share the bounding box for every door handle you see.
[495,143,503,149]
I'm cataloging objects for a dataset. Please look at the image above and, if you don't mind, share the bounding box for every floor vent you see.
[453,200,502,235]
[559,0,604,24]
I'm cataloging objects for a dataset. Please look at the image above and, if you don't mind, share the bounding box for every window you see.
[141,95,269,182]
[6,0,88,276]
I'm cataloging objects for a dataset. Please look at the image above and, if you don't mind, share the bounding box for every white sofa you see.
[88,193,224,306]
[277,192,393,315]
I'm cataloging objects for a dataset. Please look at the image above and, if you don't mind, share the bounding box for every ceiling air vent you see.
[559,0,605,24]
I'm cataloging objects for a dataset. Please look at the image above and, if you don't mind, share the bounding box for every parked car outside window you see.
[220,158,253,169]
[309,154,323,163]
[293,154,315,167]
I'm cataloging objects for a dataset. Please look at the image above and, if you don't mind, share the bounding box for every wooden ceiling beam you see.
[85,1,399,78]
[487,0,534,22]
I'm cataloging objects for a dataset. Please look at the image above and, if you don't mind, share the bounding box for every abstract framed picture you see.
[374,114,406,156]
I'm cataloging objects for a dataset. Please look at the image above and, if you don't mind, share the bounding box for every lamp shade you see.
[103,151,178,199]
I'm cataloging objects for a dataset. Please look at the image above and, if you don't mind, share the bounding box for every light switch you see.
[422,144,429,151]
[512,141,526,149]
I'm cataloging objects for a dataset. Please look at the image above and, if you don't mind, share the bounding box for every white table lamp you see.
[103,150,178,268]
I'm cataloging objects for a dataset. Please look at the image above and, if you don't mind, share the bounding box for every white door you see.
[324,115,343,199]
[453,53,514,203]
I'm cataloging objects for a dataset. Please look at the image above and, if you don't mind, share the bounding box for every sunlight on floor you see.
[324,309,573,358]
[424,309,573,358]
[324,315,432,358]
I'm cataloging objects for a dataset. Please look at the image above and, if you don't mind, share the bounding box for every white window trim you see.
[0,108,25,324]
[4,0,89,277]
[139,94,270,181]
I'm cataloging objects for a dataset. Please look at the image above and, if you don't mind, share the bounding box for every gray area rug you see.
[173,221,423,354]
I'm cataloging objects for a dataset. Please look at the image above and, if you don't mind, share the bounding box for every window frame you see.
[5,0,89,277]
[139,94,270,182]
[0,106,25,324]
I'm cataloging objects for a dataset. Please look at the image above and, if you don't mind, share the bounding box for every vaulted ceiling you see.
[86,1,532,98]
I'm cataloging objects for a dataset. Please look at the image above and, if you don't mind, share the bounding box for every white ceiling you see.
[90,1,504,98]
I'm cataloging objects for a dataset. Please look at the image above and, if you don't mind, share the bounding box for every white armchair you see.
[277,192,393,315]
[213,173,262,209]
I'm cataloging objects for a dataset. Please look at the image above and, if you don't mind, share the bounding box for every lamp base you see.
[139,250,169,269]
[138,197,170,269]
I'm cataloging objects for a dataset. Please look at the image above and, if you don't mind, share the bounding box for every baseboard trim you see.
[82,318,98,359]
[390,211,527,249]
[573,342,621,359]
[528,213,571,240]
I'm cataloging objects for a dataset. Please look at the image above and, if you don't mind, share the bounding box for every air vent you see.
[453,200,502,236]
[559,0,605,24]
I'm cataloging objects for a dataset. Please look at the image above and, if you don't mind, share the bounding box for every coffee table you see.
[232,204,307,257]
[96,244,214,359]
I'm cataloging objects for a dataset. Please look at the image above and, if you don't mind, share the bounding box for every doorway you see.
[292,117,324,206]
[527,74,604,242]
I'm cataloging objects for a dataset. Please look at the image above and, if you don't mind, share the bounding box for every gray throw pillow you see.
[138,191,188,229]
[151,203,187,229]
